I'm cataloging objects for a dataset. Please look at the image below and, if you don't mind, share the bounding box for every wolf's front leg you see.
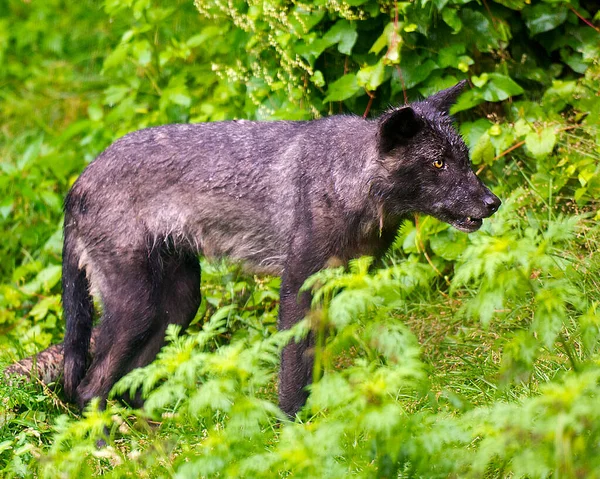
[277,264,315,418]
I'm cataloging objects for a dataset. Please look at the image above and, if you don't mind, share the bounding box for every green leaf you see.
[357,60,386,91]
[132,39,152,66]
[396,51,438,89]
[493,0,526,10]
[431,0,450,10]
[0,198,13,219]
[471,132,495,165]
[22,265,62,295]
[442,8,462,33]
[370,22,403,62]
[479,73,524,102]
[370,22,395,55]
[513,118,532,137]
[323,73,361,102]
[438,44,466,69]
[323,20,358,55]
[102,43,129,71]
[401,59,437,89]
[418,74,460,98]
[160,75,191,110]
[186,26,220,47]
[104,85,130,106]
[460,118,494,148]
[525,127,557,159]
[460,8,499,52]
[17,136,44,171]
[87,104,103,121]
[430,229,468,261]
[295,35,334,62]
[560,49,588,74]
[523,4,568,35]
[29,295,61,321]
[471,73,488,88]
[311,71,325,88]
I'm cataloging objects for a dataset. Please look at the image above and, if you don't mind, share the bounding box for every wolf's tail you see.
[62,197,94,402]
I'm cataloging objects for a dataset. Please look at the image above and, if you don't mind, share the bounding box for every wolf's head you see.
[376,80,501,232]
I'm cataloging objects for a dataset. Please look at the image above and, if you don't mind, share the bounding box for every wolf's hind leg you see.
[74,253,157,408]
[75,249,201,409]
[126,252,201,372]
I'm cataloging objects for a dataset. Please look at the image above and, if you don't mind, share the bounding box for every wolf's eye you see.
[433,159,445,169]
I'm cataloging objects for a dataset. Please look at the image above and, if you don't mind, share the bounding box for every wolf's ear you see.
[379,106,421,153]
[427,80,468,114]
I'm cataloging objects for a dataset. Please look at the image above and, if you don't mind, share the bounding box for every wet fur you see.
[62,81,500,415]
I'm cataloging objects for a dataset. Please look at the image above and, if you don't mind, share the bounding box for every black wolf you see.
[62,81,500,416]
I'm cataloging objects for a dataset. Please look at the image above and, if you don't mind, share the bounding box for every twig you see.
[481,0,498,28]
[339,57,349,114]
[395,66,408,105]
[389,1,407,104]
[568,5,600,33]
[363,90,375,118]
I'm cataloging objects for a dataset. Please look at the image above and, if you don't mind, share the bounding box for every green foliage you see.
[1,0,599,477]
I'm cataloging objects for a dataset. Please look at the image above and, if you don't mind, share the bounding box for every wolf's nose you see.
[483,193,501,213]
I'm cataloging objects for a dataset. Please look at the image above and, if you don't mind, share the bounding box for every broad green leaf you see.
[22,265,62,295]
[471,132,495,165]
[323,20,358,55]
[460,8,499,51]
[289,6,325,34]
[523,3,568,35]
[430,229,468,261]
[356,60,386,91]
[102,43,129,71]
[29,295,61,321]
[17,136,44,171]
[525,127,557,159]
[394,50,438,90]
[311,70,325,87]
[431,0,450,10]
[479,73,524,102]
[457,55,474,72]
[104,85,130,105]
[438,44,466,69]
[417,74,460,97]
[460,118,494,148]
[187,26,220,47]
[471,73,487,88]
[323,73,361,102]
[0,198,13,219]
[87,104,103,121]
[442,8,462,33]
[578,168,595,187]
[132,39,152,66]
[295,35,334,62]
[493,0,526,10]
[395,59,438,91]
[451,89,485,113]
[560,49,588,74]
[160,75,191,110]
[370,22,394,55]
[513,119,532,137]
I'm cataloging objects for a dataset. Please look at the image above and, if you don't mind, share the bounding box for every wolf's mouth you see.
[450,216,483,233]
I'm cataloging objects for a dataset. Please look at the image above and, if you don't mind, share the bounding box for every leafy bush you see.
[1,0,599,477]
